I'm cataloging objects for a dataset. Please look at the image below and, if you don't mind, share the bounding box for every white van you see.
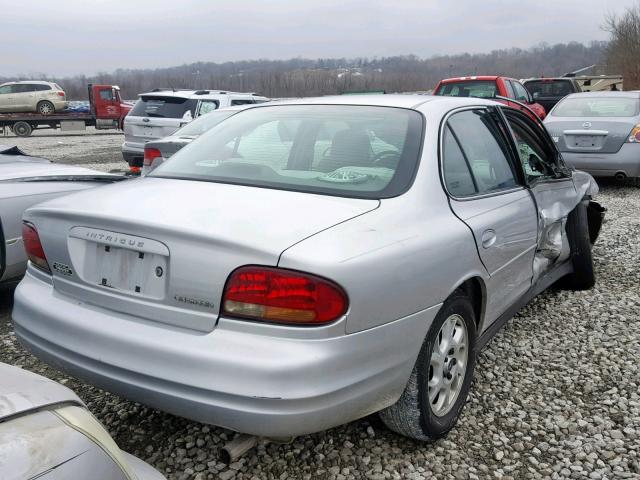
[122,89,268,166]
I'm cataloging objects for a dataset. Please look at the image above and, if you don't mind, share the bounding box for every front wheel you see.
[379,291,477,441]
[561,201,595,290]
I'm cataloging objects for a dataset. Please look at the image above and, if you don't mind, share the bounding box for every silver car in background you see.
[0,150,124,286]
[0,363,165,480]
[141,105,250,175]
[13,95,603,441]
[544,91,640,185]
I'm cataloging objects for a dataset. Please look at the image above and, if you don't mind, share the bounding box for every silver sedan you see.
[12,95,604,441]
[544,91,640,185]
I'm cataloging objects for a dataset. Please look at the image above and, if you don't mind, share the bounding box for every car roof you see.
[253,94,501,110]
[0,80,56,86]
[0,363,82,420]
[438,76,508,84]
[523,78,575,82]
[138,89,268,100]
[563,91,640,99]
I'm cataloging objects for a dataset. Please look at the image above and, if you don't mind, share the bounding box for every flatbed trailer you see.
[0,84,132,137]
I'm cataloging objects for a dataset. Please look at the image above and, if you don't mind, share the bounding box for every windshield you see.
[129,96,197,118]
[435,81,497,98]
[150,105,423,199]
[552,97,640,117]
[174,109,240,137]
[525,80,574,97]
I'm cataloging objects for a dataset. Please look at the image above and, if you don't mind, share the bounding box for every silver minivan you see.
[121,89,268,167]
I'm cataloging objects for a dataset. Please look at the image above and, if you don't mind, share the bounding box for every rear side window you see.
[435,81,497,99]
[442,126,476,196]
[231,99,255,106]
[14,84,35,93]
[445,109,518,195]
[129,96,197,118]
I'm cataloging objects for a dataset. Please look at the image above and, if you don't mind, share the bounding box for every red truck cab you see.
[433,76,547,120]
[89,84,132,129]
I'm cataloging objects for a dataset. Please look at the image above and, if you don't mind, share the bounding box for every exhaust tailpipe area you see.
[220,434,259,464]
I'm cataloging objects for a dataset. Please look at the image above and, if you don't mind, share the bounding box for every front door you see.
[442,107,538,326]
[502,108,576,280]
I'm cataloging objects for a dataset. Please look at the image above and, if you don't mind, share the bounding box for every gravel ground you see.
[2,127,126,171]
[0,131,638,479]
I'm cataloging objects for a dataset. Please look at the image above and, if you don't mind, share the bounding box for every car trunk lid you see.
[26,178,379,332]
[546,118,634,154]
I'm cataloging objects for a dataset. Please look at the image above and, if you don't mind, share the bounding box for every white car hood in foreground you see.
[0,363,81,419]
[0,162,117,181]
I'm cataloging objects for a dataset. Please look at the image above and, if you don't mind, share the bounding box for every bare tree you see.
[605,2,640,89]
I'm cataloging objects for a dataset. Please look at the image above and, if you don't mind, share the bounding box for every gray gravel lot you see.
[0,131,639,479]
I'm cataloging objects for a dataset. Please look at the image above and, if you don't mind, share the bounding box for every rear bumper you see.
[12,271,438,437]
[121,142,144,166]
[561,144,640,178]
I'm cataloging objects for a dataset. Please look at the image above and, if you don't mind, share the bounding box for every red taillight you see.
[222,266,348,325]
[628,124,640,143]
[22,222,50,273]
[143,147,162,166]
[57,92,65,97]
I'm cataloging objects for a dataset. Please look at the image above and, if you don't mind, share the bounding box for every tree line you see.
[1,41,608,100]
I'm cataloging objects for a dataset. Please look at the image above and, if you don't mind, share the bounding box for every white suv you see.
[122,89,268,166]
[0,81,68,114]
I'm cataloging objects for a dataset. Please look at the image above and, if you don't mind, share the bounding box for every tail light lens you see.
[143,147,162,167]
[57,92,65,97]
[627,124,640,143]
[222,266,348,325]
[22,222,51,273]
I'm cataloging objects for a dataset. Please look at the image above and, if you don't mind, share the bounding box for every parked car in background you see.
[523,77,582,112]
[140,105,251,175]
[0,81,67,115]
[122,89,269,168]
[544,91,640,185]
[0,363,165,480]
[434,76,547,120]
[13,95,603,442]
[0,152,125,286]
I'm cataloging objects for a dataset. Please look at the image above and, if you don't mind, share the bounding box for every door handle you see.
[481,229,497,249]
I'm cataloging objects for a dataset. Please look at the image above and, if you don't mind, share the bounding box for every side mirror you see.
[532,92,540,101]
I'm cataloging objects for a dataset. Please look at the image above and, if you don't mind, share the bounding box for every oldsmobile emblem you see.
[52,262,73,276]
[582,121,592,129]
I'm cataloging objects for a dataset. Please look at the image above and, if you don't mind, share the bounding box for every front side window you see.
[504,110,563,183]
[552,97,640,117]
[0,85,11,94]
[151,105,424,199]
[99,89,114,101]
[511,81,530,103]
[446,109,518,194]
[435,81,497,99]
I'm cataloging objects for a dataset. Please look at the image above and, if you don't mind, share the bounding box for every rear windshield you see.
[524,80,574,97]
[175,109,238,137]
[552,97,640,117]
[151,105,424,199]
[129,96,197,119]
[435,81,497,98]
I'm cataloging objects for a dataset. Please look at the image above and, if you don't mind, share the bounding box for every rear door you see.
[502,108,576,279]
[442,107,538,324]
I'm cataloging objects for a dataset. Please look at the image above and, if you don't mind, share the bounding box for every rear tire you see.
[562,201,595,290]
[37,100,55,115]
[379,291,477,441]
[12,121,33,137]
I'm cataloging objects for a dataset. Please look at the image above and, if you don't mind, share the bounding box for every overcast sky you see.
[0,0,636,77]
